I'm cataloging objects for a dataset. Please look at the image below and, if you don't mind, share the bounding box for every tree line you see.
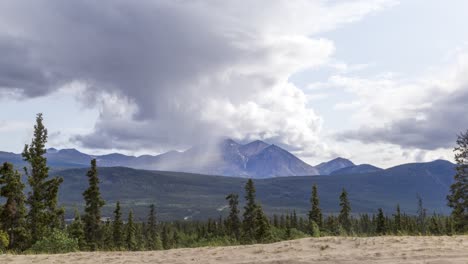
[0,114,466,253]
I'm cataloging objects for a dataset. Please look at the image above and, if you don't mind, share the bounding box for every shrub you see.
[28,229,78,254]
[310,221,321,238]
[0,230,9,252]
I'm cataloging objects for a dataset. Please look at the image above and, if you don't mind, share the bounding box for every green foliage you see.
[310,221,320,237]
[0,230,9,252]
[28,229,78,254]
[309,184,323,229]
[376,208,386,235]
[242,179,257,243]
[145,204,161,250]
[339,188,351,232]
[125,210,137,251]
[67,209,86,250]
[0,162,29,250]
[225,193,241,240]
[447,130,468,233]
[112,201,124,249]
[82,159,105,250]
[22,113,64,243]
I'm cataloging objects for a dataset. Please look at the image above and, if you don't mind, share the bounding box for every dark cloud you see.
[0,0,387,153]
[338,87,468,150]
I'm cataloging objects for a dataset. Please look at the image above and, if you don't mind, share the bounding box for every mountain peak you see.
[316,157,355,175]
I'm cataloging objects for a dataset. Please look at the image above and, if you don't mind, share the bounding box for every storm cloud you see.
[0,0,394,152]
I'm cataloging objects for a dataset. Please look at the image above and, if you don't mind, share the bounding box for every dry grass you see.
[1,235,468,264]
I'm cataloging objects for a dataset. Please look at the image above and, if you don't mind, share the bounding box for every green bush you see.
[28,229,78,254]
[0,230,9,252]
[310,221,321,238]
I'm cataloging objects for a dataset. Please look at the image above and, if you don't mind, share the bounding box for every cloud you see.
[333,52,468,150]
[0,0,395,153]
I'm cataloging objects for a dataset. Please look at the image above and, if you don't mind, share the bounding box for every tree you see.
[0,162,29,250]
[376,208,386,235]
[82,159,105,250]
[416,195,427,234]
[146,204,161,250]
[112,201,123,249]
[254,204,271,243]
[394,204,402,234]
[225,193,241,240]
[22,113,64,243]
[338,188,351,232]
[125,210,137,251]
[242,179,257,242]
[447,130,468,233]
[309,184,323,229]
[67,209,86,250]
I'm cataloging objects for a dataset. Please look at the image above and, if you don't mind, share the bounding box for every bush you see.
[28,229,78,254]
[310,221,321,238]
[0,230,9,252]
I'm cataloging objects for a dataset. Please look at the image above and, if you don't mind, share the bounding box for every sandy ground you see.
[1,236,468,264]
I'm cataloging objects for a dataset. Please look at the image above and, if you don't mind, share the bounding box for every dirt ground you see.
[2,235,468,264]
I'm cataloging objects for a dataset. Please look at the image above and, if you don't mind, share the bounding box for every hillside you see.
[55,159,455,220]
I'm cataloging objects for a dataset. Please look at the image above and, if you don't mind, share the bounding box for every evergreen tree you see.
[447,130,468,232]
[376,208,386,235]
[394,204,402,234]
[67,209,86,250]
[125,210,137,251]
[22,113,64,243]
[112,201,123,249]
[416,195,427,234]
[254,204,271,242]
[225,193,241,240]
[161,225,170,250]
[82,159,105,250]
[0,162,29,250]
[309,184,323,229]
[338,188,351,232]
[146,204,160,250]
[242,179,257,242]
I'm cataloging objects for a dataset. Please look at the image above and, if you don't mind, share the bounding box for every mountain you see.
[315,157,355,175]
[0,139,319,178]
[54,159,456,220]
[245,145,319,178]
[330,164,383,175]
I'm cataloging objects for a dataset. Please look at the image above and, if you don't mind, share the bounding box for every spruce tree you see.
[22,113,64,243]
[125,210,137,251]
[67,209,86,250]
[416,195,427,234]
[225,193,241,240]
[242,179,257,242]
[447,130,468,232]
[82,159,105,250]
[394,204,402,234]
[0,162,29,250]
[376,208,386,235]
[338,188,351,232]
[254,204,271,243]
[161,225,170,250]
[146,204,160,250]
[112,201,123,249]
[309,184,323,229]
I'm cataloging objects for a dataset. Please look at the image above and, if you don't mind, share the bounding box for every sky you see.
[1,0,468,168]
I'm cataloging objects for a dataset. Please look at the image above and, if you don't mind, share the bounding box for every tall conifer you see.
[309,184,323,229]
[82,159,105,250]
[22,113,63,243]
[0,162,28,250]
[338,188,351,232]
[447,130,468,232]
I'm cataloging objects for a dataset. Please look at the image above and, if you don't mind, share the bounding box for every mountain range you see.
[0,139,381,178]
[54,159,455,220]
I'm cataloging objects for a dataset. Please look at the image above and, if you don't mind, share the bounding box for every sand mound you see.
[2,235,468,264]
